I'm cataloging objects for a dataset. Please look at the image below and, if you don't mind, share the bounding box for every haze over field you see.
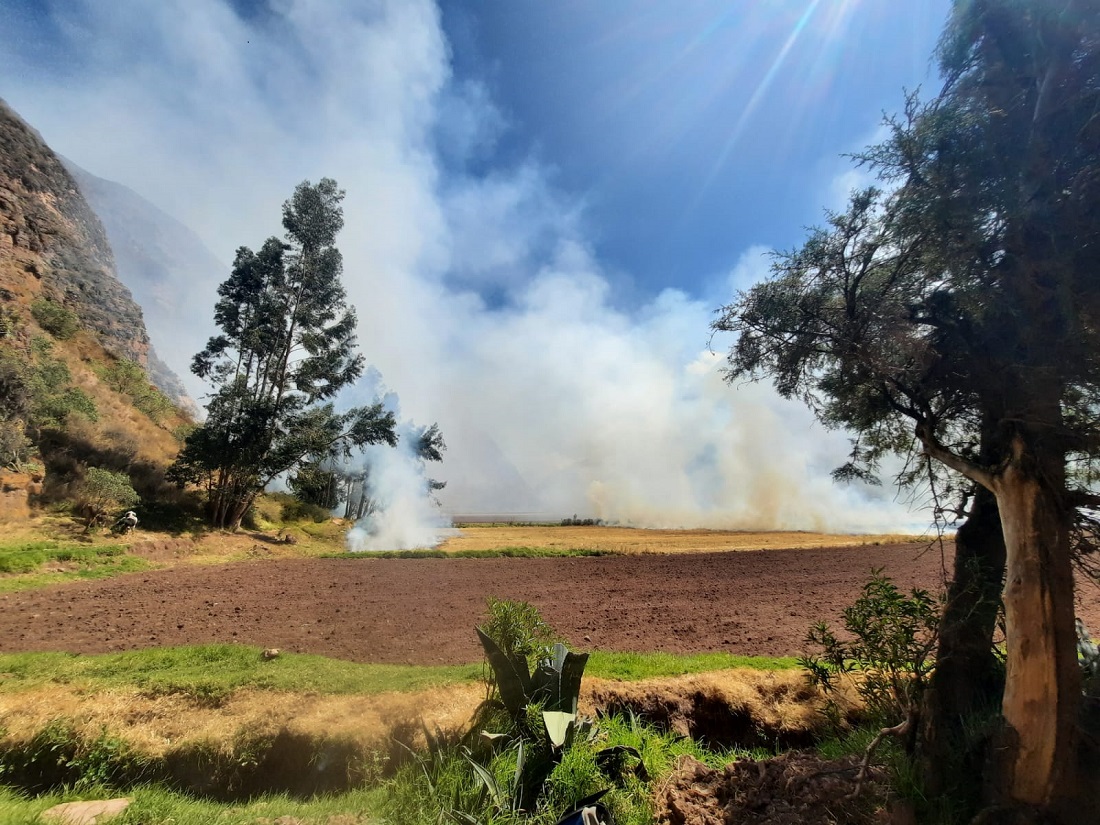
[0,0,951,531]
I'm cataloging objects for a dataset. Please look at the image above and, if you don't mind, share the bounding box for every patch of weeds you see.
[0,539,149,593]
[0,720,152,794]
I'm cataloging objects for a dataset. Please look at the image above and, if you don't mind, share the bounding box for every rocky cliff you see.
[62,159,223,408]
[0,99,150,360]
[0,98,152,366]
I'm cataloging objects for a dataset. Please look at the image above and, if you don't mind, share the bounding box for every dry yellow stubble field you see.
[437,525,923,555]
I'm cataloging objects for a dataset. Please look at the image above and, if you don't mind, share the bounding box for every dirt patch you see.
[0,470,41,523]
[127,538,197,563]
[1,536,1097,666]
[0,542,958,664]
[655,751,888,825]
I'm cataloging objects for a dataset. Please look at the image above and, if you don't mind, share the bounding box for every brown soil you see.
[655,752,890,825]
[0,541,956,664]
[2,535,1097,666]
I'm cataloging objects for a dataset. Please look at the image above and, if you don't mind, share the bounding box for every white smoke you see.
[0,0,926,535]
[344,441,455,552]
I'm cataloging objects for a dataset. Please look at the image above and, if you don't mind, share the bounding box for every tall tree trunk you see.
[992,445,1080,811]
[919,483,1006,804]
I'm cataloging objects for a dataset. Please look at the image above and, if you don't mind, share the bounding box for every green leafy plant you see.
[76,467,140,531]
[99,358,174,424]
[800,570,940,794]
[468,599,644,817]
[280,497,331,523]
[30,299,80,340]
[479,597,558,674]
[0,416,32,470]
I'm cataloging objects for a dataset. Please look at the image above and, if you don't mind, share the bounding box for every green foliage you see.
[0,720,150,794]
[586,650,800,680]
[279,497,331,523]
[0,303,19,339]
[0,646,483,698]
[800,571,940,728]
[0,552,147,594]
[99,358,174,424]
[378,710,736,825]
[170,179,399,529]
[0,541,128,575]
[0,338,97,432]
[472,600,607,814]
[77,466,140,529]
[30,299,80,340]
[287,460,343,510]
[0,415,32,469]
[479,597,559,674]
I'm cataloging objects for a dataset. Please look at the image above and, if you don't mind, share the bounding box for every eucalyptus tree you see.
[290,420,447,518]
[715,0,1100,813]
[170,179,397,529]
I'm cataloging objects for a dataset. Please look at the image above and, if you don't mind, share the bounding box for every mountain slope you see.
[62,160,223,407]
[0,98,190,518]
[0,98,150,365]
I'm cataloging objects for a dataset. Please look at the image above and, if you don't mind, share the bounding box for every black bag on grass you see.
[554,789,615,825]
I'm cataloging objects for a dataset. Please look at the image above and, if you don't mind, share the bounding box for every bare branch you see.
[915,422,997,491]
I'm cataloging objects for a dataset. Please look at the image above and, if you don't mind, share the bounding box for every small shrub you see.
[0,417,32,470]
[0,721,150,793]
[76,467,140,530]
[99,358,174,424]
[800,571,941,800]
[280,498,331,523]
[561,515,603,526]
[479,598,558,672]
[172,422,198,444]
[0,304,19,339]
[30,300,80,340]
[800,571,940,728]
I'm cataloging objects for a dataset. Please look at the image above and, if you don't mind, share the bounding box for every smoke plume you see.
[0,0,923,536]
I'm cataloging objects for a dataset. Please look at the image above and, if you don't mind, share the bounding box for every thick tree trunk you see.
[992,456,1080,810]
[919,483,1006,802]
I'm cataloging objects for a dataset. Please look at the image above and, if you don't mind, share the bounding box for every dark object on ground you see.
[111,510,138,535]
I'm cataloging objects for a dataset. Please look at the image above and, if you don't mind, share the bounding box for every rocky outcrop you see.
[0,98,151,366]
[63,159,221,410]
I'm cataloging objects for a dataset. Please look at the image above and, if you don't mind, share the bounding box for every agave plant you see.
[476,629,589,727]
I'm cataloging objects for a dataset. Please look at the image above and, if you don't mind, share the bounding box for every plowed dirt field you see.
[2,528,1097,665]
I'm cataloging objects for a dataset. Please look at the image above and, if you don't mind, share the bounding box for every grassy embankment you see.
[0,646,818,825]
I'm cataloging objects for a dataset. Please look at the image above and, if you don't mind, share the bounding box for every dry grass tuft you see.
[0,682,486,758]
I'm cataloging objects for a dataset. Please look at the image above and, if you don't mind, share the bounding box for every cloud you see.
[0,0,920,532]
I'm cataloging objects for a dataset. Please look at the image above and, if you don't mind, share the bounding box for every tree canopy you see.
[715,0,1100,814]
[169,179,398,529]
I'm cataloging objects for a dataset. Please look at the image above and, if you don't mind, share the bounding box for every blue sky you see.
[0,0,953,530]
[436,1,948,299]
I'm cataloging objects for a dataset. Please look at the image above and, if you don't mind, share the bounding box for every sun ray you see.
[691,0,824,209]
